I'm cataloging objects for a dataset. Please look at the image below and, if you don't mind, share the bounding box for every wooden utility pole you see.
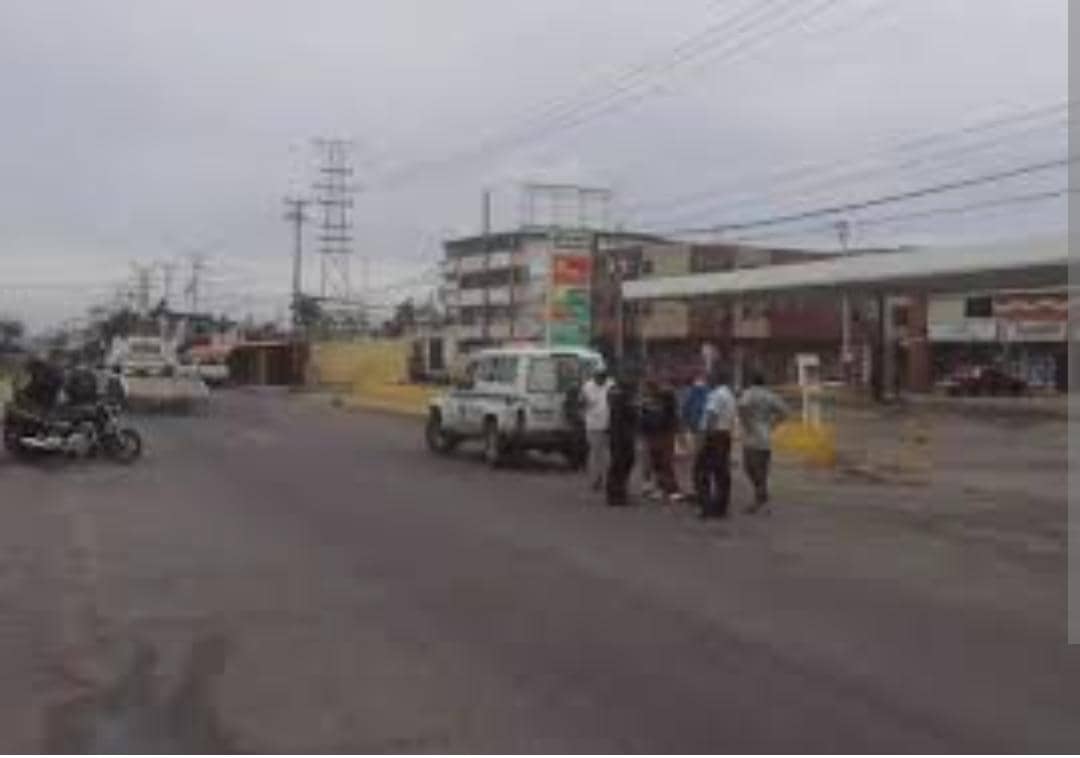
[481,188,492,344]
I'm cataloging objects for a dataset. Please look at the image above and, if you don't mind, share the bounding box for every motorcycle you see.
[3,359,143,464]
[3,400,143,463]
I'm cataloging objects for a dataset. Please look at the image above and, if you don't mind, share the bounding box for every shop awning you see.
[621,236,1068,301]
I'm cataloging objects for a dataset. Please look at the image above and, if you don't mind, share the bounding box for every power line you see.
[509,0,843,151]
[636,114,1067,229]
[656,155,1075,235]
[626,99,1071,220]
[732,187,1070,243]
[377,0,780,184]
[379,0,843,186]
[855,187,1070,230]
[0,281,122,292]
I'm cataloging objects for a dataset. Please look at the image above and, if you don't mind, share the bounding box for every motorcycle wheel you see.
[105,428,143,464]
[3,427,32,459]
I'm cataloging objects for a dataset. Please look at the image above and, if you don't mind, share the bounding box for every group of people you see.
[576,365,789,520]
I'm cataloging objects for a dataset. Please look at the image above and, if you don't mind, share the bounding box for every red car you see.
[943,365,1027,397]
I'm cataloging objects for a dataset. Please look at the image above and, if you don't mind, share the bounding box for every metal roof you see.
[622,237,1068,300]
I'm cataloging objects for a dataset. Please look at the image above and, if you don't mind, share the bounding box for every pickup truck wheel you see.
[426,411,457,454]
[562,440,588,471]
[482,419,504,468]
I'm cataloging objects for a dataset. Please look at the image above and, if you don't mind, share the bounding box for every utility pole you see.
[481,188,492,344]
[612,252,625,364]
[159,261,178,309]
[284,197,310,330]
[186,253,208,314]
[131,263,155,314]
[836,218,853,384]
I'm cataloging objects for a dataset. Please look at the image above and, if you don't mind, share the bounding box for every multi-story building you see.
[592,242,842,383]
[440,228,662,351]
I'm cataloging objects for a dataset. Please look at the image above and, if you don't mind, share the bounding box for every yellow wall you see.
[309,339,411,389]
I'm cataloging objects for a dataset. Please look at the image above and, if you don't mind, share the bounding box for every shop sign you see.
[551,254,592,286]
[927,320,998,342]
[1001,320,1066,342]
[546,253,592,346]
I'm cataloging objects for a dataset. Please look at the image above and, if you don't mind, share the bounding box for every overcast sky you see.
[0,0,1067,329]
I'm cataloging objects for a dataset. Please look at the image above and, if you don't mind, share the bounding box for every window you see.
[964,296,992,318]
[475,357,497,383]
[526,355,584,393]
[492,356,519,385]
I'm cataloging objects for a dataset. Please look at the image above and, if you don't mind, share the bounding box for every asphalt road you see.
[5,389,1079,752]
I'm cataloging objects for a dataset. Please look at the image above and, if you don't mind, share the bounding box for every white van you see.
[426,345,604,467]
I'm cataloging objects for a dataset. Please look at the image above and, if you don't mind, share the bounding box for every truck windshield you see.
[526,355,583,393]
[129,342,162,356]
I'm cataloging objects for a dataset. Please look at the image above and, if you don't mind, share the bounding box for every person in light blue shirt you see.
[696,370,736,520]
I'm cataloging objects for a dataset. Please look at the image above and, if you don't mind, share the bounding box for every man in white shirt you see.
[580,367,614,491]
[697,369,736,520]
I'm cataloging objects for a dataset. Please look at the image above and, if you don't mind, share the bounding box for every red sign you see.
[551,254,591,286]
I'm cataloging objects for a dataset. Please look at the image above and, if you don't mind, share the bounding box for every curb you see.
[341,396,427,418]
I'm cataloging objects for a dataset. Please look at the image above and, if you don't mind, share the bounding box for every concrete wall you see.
[309,340,410,388]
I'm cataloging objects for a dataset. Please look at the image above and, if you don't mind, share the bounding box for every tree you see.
[382,298,416,338]
[0,318,24,348]
[292,295,325,332]
[100,309,137,343]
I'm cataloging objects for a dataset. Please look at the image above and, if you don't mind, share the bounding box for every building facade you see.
[592,242,842,383]
[440,228,662,352]
[912,289,1067,391]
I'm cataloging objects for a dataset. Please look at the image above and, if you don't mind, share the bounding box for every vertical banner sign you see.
[549,253,592,346]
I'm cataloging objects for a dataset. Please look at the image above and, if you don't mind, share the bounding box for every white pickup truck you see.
[108,336,209,410]
[425,345,603,468]
[108,336,176,377]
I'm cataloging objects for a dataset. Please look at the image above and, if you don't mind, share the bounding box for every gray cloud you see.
[0,0,1066,328]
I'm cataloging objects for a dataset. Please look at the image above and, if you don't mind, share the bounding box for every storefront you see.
[999,320,1067,390]
[926,292,1067,392]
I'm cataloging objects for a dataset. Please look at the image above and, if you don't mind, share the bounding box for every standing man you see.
[580,367,614,491]
[681,372,710,504]
[738,371,789,513]
[640,377,682,502]
[605,371,638,507]
[697,370,737,520]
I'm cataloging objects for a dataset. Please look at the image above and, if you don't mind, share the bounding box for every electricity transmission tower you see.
[313,138,358,301]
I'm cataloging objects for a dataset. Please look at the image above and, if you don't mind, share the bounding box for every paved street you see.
[2,389,1077,752]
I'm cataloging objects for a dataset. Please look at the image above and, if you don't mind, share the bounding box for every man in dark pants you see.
[641,377,682,501]
[606,373,638,507]
[697,370,736,520]
[682,372,710,505]
[738,371,789,512]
